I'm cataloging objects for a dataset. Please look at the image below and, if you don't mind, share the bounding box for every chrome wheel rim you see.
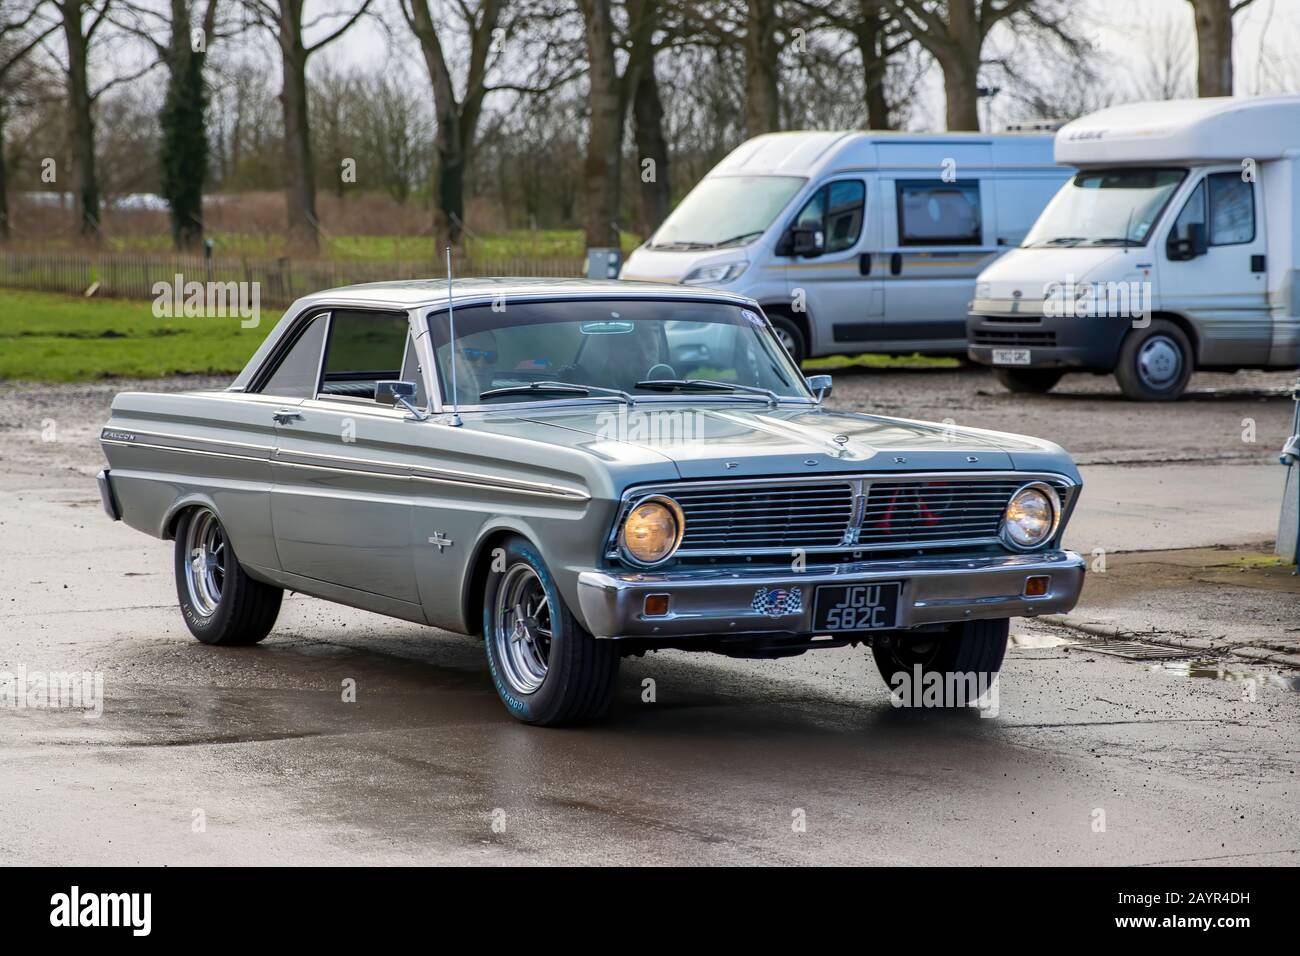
[1136,334,1182,389]
[493,564,553,695]
[184,510,226,617]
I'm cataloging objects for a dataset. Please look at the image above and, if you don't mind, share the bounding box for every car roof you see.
[293,276,755,309]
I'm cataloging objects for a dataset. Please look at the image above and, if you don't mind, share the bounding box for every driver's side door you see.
[263,307,423,606]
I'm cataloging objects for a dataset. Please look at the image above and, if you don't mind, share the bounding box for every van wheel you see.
[993,368,1064,394]
[1114,319,1192,401]
[871,619,1008,707]
[768,315,806,366]
[174,507,282,645]
[483,536,619,726]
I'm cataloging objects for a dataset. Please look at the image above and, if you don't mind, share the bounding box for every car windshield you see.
[1023,168,1187,248]
[649,176,805,249]
[426,299,811,406]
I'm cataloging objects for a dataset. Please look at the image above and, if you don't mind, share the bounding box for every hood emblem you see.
[833,435,849,445]
[1012,289,1022,298]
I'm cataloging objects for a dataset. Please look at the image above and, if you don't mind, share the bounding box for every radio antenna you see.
[445,245,462,427]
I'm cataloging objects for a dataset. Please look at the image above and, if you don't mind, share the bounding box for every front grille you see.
[673,482,854,550]
[856,479,1022,546]
[614,475,1072,559]
[973,328,1057,347]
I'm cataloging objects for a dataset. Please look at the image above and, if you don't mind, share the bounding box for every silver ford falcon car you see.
[98,278,1084,725]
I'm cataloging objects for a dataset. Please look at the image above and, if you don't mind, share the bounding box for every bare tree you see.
[399,0,502,245]
[0,2,58,240]
[243,0,374,253]
[1187,0,1257,97]
[892,0,1083,131]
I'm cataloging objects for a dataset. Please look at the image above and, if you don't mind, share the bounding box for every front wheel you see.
[993,367,1064,394]
[1114,319,1193,401]
[483,536,619,726]
[768,315,807,366]
[174,507,282,645]
[871,618,1008,707]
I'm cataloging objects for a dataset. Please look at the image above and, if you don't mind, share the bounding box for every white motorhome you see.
[969,96,1300,400]
[620,131,1070,363]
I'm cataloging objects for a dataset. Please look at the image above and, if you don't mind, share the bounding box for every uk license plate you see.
[992,348,1031,365]
[813,583,901,632]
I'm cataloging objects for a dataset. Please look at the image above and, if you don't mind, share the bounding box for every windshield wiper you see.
[1085,237,1141,246]
[634,378,780,405]
[479,381,634,404]
[649,240,714,251]
[710,231,764,249]
[1032,236,1087,247]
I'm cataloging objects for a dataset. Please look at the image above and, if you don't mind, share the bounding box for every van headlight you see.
[1000,482,1061,550]
[681,262,748,285]
[619,496,684,565]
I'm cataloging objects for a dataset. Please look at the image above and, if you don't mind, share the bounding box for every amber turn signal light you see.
[643,594,671,617]
[1023,575,1050,597]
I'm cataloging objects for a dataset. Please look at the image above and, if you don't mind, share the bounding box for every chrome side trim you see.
[102,425,589,500]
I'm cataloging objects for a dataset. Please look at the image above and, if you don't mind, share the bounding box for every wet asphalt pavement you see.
[1,368,1297,865]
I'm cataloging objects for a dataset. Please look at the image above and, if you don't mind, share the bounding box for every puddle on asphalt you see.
[1149,658,1300,693]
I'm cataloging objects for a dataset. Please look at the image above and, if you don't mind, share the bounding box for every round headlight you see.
[1001,482,1061,550]
[619,496,684,566]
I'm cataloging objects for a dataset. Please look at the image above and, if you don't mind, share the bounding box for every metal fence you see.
[0,250,586,308]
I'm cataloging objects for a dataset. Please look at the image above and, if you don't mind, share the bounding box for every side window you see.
[261,315,327,398]
[1207,172,1254,245]
[897,180,982,245]
[790,180,865,254]
[1168,179,1207,255]
[318,309,409,401]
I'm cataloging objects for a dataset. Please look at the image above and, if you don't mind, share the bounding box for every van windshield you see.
[1023,168,1186,248]
[649,175,806,250]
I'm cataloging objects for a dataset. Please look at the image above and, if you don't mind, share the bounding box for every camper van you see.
[968,96,1300,400]
[620,131,1071,363]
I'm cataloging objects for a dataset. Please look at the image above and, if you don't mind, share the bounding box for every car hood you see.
[978,246,1132,291]
[510,403,1071,481]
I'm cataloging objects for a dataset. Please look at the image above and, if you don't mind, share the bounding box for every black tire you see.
[174,507,282,646]
[482,535,619,726]
[1114,319,1193,401]
[993,367,1064,394]
[870,618,1009,707]
[767,314,807,366]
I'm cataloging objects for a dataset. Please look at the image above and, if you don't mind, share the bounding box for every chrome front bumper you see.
[576,550,1085,639]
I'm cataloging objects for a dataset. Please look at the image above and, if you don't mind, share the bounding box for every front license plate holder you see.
[813,583,902,632]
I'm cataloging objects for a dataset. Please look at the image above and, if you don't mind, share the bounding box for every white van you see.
[969,96,1300,400]
[620,131,1071,363]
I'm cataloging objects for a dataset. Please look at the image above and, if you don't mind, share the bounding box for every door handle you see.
[859,253,872,276]
[890,252,903,275]
[273,409,304,424]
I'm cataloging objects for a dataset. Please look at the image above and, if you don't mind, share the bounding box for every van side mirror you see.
[791,228,824,258]
[1168,222,1208,261]
[805,374,833,402]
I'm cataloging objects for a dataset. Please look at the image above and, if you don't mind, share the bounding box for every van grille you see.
[972,328,1058,347]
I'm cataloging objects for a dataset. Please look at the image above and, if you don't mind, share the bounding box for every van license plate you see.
[992,349,1031,365]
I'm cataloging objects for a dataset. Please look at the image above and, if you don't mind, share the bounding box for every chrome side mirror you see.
[805,374,832,403]
[375,380,427,420]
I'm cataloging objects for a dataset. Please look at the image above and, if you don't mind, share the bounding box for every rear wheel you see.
[993,367,1064,394]
[871,618,1008,707]
[483,536,619,726]
[1114,319,1193,401]
[174,507,282,646]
